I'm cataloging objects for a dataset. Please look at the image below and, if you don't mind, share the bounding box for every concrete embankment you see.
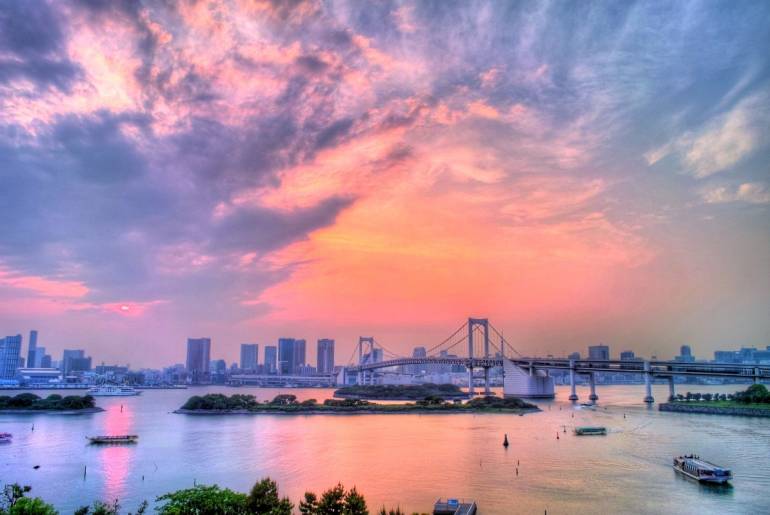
[659,403,770,418]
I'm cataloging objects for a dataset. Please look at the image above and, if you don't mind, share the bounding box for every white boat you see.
[88,385,141,397]
[673,455,732,484]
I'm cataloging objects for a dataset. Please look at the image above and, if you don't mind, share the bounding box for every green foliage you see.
[466,395,537,410]
[156,485,248,514]
[74,500,120,515]
[0,394,94,411]
[181,394,259,411]
[269,394,298,406]
[674,385,770,405]
[246,478,293,515]
[0,484,57,515]
[299,483,368,515]
[299,492,318,514]
[333,384,464,400]
[7,497,58,515]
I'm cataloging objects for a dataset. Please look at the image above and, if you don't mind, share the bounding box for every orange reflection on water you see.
[97,401,135,504]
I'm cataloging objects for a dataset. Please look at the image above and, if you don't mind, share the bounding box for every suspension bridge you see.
[341,317,770,403]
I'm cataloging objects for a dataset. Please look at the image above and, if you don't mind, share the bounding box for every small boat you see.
[0,432,12,443]
[574,426,607,436]
[673,455,732,484]
[88,385,141,397]
[87,435,138,444]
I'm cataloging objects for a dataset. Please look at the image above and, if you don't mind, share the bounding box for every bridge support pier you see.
[483,367,491,396]
[568,360,578,401]
[643,361,654,403]
[667,376,675,401]
[755,368,760,385]
[588,372,598,401]
[467,366,474,396]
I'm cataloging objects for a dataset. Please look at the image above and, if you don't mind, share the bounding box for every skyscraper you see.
[186,338,211,384]
[264,346,277,374]
[62,349,91,376]
[278,338,295,375]
[317,339,335,374]
[588,345,610,361]
[294,339,306,374]
[26,330,37,369]
[240,343,258,371]
[0,335,22,380]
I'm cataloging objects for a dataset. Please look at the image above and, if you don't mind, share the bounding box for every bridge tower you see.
[467,318,490,395]
[357,337,375,385]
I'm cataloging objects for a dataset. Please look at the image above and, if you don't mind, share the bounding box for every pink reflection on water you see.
[96,401,135,504]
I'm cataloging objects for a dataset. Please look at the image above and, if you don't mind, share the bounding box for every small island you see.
[334,383,468,400]
[659,384,770,417]
[0,393,103,414]
[175,393,539,415]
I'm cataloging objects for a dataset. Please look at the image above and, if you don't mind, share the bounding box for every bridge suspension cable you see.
[488,322,523,357]
[425,321,469,356]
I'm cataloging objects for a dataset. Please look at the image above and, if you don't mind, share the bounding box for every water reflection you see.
[92,401,136,504]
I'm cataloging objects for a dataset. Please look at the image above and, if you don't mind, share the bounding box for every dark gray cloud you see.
[0,0,81,90]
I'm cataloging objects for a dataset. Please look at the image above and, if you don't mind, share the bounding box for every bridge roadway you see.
[349,357,770,380]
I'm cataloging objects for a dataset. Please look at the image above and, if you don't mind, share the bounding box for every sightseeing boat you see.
[87,435,138,444]
[88,385,141,396]
[673,455,732,484]
[574,426,607,436]
[0,432,12,443]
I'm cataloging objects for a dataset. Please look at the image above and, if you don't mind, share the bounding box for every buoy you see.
[556,432,559,440]
[516,467,519,476]
[503,434,509,447]
[33,465,40,470]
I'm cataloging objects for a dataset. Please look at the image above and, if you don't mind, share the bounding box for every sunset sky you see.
[1,1,769,367]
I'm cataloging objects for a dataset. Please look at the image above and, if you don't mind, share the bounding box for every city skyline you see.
[0,1,769,367]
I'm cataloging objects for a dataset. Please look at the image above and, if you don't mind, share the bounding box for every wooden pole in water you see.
[83,465,87,479]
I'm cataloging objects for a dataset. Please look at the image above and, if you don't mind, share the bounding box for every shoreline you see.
[659,403,770,417]
[0,407,105,415]
[333,393,469,401]
[174,407,540,416]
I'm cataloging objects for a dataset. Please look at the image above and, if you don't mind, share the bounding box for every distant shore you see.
[0,407,104,415]
[174,406,539,416]
[659,403,770,417]
[333,383,469,400]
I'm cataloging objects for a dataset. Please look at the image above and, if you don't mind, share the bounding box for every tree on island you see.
[299,483,368,515]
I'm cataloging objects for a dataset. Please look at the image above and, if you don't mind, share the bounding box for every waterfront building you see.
[278,338,295,375]
[264,346,277,374]
[61,349,92,376]
[294,339,306,373]
[620,350,635,360]
[240,343,258,371]
[211,359,227,384]
[0,335,22,379]
[675,345,695,363]
[588,344,610,361]
[26,330,38,370]
[17,367,61,386]
[316,339,335,374]
[186,338,211,384]
[568,352,581,360]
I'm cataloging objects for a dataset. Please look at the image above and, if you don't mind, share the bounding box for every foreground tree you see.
[156,485,248,514]
[247,478,293,514]
[0,484,57,515]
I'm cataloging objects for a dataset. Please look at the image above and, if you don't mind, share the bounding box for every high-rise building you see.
[32,346,48,368]
[186,338,211,384]
[40,354,52,368]
[620,350,636,361]
[0,335,22,379]
[294,339,306,373]
[240,344,258,371]
[26,330,37,370]
[62,349,92,376]
[278,338,306,375]
[676,345,695,363]
[568,352,581,360]
[278,338,295,375]
[588,345,610,361]
[264,346,277,374]
[317,339,335,374]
